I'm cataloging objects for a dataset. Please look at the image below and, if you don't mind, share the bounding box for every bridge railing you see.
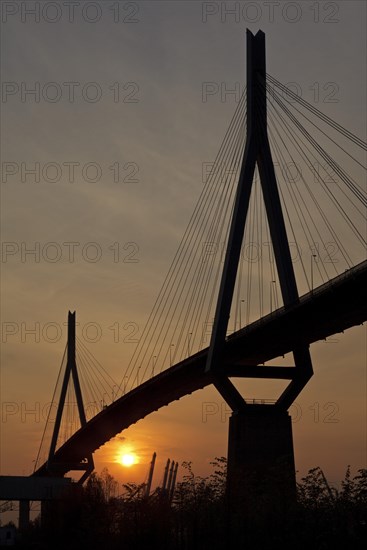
[228,259,367,342]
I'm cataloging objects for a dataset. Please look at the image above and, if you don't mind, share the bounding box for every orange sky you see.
[1,1,366,520]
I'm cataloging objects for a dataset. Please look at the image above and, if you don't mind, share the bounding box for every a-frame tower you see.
[47,311,94,484]
[206,29,313,404]
[205,30,314,540]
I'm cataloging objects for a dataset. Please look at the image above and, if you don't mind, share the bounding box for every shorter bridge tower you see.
[46,311,94,483]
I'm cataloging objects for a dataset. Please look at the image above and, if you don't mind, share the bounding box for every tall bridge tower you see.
[205,29,313,536]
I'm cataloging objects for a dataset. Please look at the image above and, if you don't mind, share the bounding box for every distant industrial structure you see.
[0,452,178,531]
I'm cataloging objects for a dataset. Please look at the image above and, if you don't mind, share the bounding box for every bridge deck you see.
[34,260,367,477]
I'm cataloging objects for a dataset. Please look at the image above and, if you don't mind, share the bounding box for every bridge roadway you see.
[34,260,367,477]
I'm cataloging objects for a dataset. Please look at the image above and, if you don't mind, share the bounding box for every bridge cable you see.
[266,97,353,274]
[266,85,366,247]
[34,343,67,471]
[119,90,248,389]
[267,99,358,267]
[265,95,335,283]
[266,83,366,211]
[122,91,246,386]
[266,74,367,151]
[140,95,246,376]
[153,99,246,369]
[266,83,365,256]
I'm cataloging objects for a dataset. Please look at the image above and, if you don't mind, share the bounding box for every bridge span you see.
[34,259,367,478]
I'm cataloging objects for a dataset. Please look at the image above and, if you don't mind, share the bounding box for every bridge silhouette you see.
[28,30,366,534]
[33,261,366,478]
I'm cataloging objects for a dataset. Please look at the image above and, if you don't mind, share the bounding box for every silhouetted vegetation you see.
[11,460,367,549]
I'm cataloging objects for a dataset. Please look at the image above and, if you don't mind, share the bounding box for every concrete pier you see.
[226,406,296,544]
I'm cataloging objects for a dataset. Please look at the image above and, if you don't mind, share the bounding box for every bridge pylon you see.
[205,29,313,407]
[205,29,314,539]
[46,311,94,483]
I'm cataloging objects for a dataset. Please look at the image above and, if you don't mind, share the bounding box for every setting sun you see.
[118,453,136,467]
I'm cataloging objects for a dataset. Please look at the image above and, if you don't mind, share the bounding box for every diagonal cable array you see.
[34,344,67,471]
[117,91,248,393]
[34,337,119,469]
[117,73,366,395]
[263,74,366,288]
[233,73,366,326]
[76,336,119,414]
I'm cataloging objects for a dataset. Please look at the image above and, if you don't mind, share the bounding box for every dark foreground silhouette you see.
[4,459,367,549]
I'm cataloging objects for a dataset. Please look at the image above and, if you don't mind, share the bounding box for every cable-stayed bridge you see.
[33,262,366,479]
[29,30,366,521]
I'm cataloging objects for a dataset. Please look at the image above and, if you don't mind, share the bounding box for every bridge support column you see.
[19,500,30,532]
[226,406,296,545]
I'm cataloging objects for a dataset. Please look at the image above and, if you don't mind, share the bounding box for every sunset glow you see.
[118,453,136,467]
[1,5,366,543]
